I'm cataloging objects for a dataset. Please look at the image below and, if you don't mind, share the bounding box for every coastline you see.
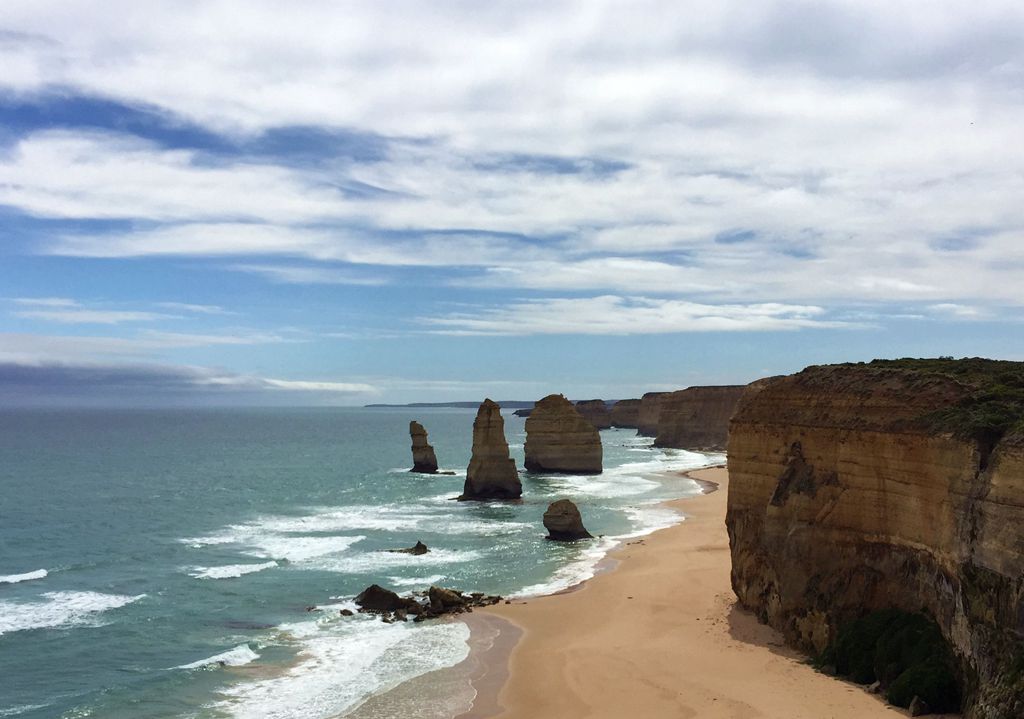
[461,466,954,719]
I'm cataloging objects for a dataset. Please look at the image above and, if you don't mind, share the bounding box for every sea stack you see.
[608,398,640,428]
[524,394,602,474]
[543,499,593,541]
[574,399,612,429]
[409,421,439,473]
[459,399,522,500]
[653,385,746,450]
[636,391,667,436]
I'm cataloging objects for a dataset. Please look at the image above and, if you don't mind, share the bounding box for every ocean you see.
[0,407,721,719]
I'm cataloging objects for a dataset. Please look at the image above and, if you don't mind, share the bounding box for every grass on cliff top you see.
[838,357,1024,444]
[818,609,961,713]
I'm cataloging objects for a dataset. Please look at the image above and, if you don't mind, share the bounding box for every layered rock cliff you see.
[459,399,522,500]
[608,398,640,428]
[653,385,745,450]
[409,421,439,473]
[636,391,667,436]
[524,394,603,474]
[726,359,1024,718]
[575,399,612,429]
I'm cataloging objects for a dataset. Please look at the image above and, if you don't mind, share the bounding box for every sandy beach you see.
[467,466,950,719]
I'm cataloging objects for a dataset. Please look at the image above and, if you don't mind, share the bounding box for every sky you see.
[1,0,1022,406]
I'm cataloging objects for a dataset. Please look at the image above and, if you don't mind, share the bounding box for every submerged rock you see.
[387,540,429,555]
[459,399,522,500]
[543,499,593,541]
[409,420,439,473]
[524,394,602,474]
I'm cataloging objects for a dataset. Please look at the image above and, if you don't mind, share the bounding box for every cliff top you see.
[808,357,1024,444]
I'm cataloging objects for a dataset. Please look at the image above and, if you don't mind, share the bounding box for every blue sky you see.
[1,0,1022,405]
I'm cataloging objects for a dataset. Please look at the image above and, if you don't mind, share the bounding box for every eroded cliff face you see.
[726,363,1024,718]
[653,385,745,450]
[608,399,640,428]
[637,392,667,436]
[525,394,603,474]
[575,399,612,429]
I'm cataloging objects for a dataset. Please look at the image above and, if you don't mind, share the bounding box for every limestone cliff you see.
[524,394,603,474]
[637,391,667,436]
[608,398,640,428]
[409,421,439,473]
[726,359,1024,718]
[653,385,745,450]
[459,399,522,500]
[575,399,611,429]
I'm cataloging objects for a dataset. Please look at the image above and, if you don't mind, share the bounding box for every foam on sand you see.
[176,643,260,669]
[0,569,47,585]
[0,591,144,636]
[189,562,278,579]
[215,614,471,719]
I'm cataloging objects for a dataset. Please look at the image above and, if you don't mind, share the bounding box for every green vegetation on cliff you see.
[819,609,961,713]
[844,357,1024,445]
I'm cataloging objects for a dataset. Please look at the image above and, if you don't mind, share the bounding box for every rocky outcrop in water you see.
[653,385,745,450]
[609,398,640,428]
[524,394,602,474]
[353,583,502,623]
[543,499,593,541]
[459,399,522,500]
[409,421,439,473]
[575,399,612,429]
[726,359,1024,718]
[637,391,667,436]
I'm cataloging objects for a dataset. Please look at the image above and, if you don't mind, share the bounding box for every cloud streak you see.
[422,295,856,335]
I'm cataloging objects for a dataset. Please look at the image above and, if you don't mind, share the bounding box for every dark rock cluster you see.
[352,584,502,623]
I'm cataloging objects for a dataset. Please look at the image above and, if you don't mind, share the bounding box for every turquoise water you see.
[0,408,720,718]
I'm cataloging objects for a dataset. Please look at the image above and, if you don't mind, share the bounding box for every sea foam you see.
[0,569,47,585]
[0,591,144,636]
[176,643,260,669]
[215,616,471,719]
[189,562,278,580]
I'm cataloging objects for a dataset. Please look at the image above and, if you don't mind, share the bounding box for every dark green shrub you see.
[886,659,961,712]
[824,610,962,713]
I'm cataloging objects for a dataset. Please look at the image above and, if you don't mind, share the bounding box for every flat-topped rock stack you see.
[653,385,745,450]
[608,398,640,428]
[636,391,667,436]
[459,399,522,500]
[574,399,611,429]
[409,421,439,473]
[524,394,602,474]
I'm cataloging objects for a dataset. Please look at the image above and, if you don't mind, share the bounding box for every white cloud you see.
[422,295,855,335]
[155,302,235,315]
[0,1,1022,316]
[228,264,389,286]
[0,330,299,363]
[9,297,179,324]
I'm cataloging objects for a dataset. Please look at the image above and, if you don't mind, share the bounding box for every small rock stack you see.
[459,399,522,500]
[543,499,593,541]
[409,420,439,473]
